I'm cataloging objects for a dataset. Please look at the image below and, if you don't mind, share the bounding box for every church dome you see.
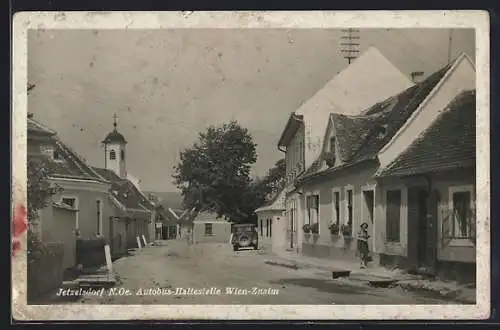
[102,129,127,144]
[102,114,127,144]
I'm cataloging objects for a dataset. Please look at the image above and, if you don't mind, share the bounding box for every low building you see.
[28,115,114,270]
[375,90,476,283]
[255,187,286,252]
[192,212,232,244]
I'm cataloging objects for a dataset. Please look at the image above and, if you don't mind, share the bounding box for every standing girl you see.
[357,222,370,268]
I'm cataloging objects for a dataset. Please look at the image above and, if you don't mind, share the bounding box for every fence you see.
[76,238,106,268]
[27,240,65,302]
[441,207,476,247]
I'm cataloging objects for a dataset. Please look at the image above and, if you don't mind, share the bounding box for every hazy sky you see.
[27,28,475,192]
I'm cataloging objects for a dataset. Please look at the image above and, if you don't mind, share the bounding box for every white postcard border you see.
[12,10,490,320]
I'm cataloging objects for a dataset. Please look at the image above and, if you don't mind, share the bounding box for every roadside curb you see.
[264,260,300,270]
[264,258,476,304]
[398,280,476,304]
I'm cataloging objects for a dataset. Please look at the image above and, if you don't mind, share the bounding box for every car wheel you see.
[233,245,239,251]
[253,244,258,250]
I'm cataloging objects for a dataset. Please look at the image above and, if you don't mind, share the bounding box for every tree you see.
[259,158,286,200]
[173,121,257,222]
[27,156,61,242]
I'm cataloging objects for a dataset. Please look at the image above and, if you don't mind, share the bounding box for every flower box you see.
[328,223,340,235]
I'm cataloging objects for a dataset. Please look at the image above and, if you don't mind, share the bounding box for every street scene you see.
[76,241,456,305]
[24,26,478,307]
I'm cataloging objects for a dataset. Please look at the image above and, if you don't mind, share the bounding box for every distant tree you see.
[172,121,257,223]
[260,158,286,199]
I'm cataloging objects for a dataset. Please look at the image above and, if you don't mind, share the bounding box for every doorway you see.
[362,190,375,249]
[417,190,429,267]
[415,188,438,272]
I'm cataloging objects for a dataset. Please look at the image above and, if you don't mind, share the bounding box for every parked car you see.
[231,224,258,251]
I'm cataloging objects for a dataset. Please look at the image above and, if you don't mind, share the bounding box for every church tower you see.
[102,114,127,179]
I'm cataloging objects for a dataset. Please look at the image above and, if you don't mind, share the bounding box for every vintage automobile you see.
[231,224,259,251]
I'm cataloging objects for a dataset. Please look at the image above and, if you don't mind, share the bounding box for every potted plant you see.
[328,222,340,235]
[302,224,312,234]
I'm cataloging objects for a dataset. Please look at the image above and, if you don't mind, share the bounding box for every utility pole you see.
[447,29,453,64]
[340,28,360,64]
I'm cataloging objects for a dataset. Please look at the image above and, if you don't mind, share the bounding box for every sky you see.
[27,28,475,192]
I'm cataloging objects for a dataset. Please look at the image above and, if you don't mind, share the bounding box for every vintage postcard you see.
[12,11,490,320]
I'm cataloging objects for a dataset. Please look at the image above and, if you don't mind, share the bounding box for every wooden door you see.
[424,189,440,272]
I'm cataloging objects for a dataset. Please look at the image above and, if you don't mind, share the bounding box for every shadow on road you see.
[269,278,385,297]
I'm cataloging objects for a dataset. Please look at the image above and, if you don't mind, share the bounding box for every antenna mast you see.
[447,29,453,64]
[340,28,360,64]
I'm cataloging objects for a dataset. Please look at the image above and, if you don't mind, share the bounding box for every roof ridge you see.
[379,89,476,176]
[55,138,108,182]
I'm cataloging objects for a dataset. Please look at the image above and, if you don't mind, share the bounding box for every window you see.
[449,187,474,239]
[61,197,79,229]
[306,194,320,225]
[269,218,273,237]
[386,190,401,242]
[53,149,61,161]
[204,223,213,236]
[121,149,125,160]
[260,219,263,236]
[109,150,116,160]
[266,219,270,237]
[62,197,76,208]
[96,199,102,236]
[333,190,341,226]
[346,189,353,226]
[329,136,336,153]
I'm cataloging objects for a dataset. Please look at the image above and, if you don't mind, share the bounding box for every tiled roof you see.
[377,90,476,177]
[28,117,57,136]
[93,166,154,211]
[110,179,153,211]
[296,62,453,183]
[27,116,106,182]
[92,167,122,182]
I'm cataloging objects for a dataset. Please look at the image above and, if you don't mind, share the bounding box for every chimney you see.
[411,71,425,83]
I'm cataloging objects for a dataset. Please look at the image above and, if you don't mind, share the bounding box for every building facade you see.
[277,47,415,255]
[375,90,476,283]
[280,53,475,277]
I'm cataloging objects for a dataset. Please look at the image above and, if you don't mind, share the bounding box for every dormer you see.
[40,143,64,162]
[321,115,342,169]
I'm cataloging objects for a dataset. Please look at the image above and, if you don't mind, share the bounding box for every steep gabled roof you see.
[109,179,153,211]
[377,90,476,177]
[295,60,453,184]
[277,47,413,149]
[93,166,155,212]
[27,116,108,182]
[28,116,57,137]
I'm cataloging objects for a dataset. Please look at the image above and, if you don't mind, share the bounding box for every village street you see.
[78,241,453,305]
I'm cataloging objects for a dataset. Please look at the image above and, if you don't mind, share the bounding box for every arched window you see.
[109,150,116,160]
[121,149,125,160]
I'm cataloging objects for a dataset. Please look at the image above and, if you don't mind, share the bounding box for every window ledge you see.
[448,239,474,247]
